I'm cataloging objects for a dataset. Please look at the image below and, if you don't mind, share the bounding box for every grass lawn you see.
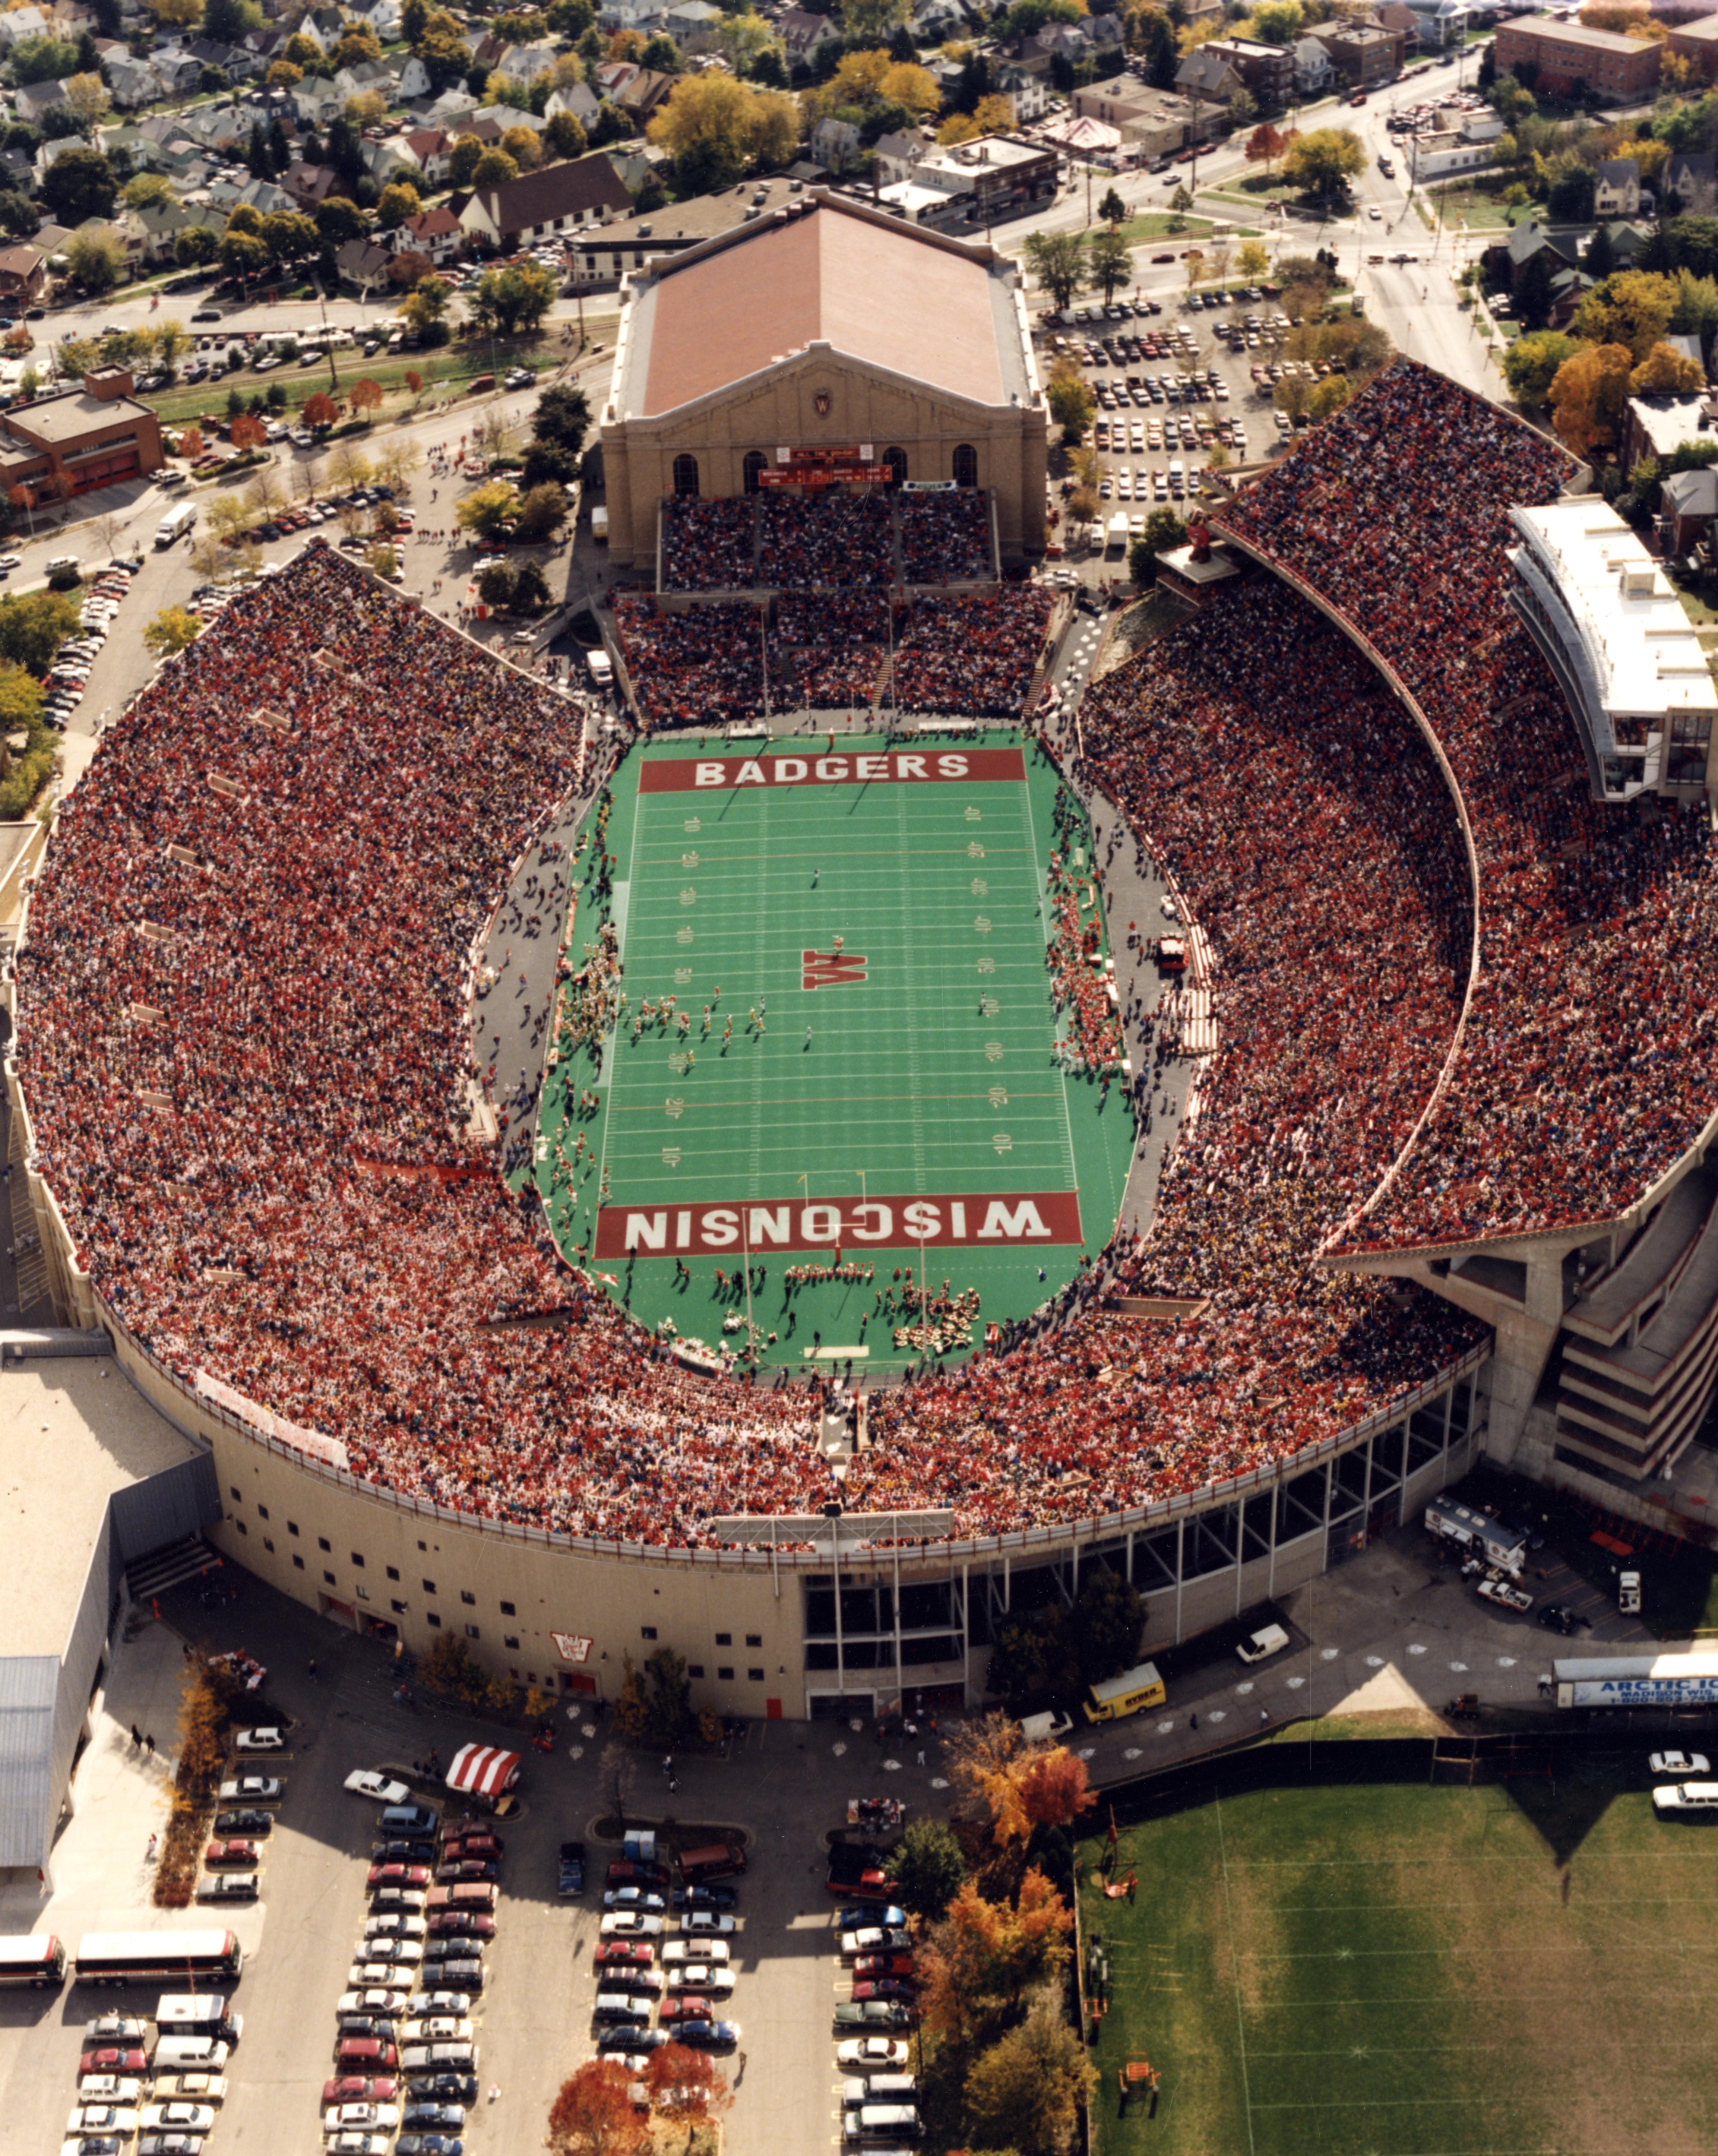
[143,332,562,434]
[1058,212,1221,249]
[1081,1770,1718,2156]
[1429,186,1533,233]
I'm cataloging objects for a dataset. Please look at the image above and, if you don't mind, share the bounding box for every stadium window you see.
[318,1536,330,1552]
[292,1554,304,1571]
[500,1600,516,1615]
[263,1537,274,1554]
[715,1632,731,1646]
[323,1569,335,1584]
[234,1519,247,1535]
[288,1521,300,1536]
[952,443,978,487]
[504,1633,520,1649]
[689,1664,705,1679]
[387,1566,399,1581]
[883,446,907,489]
[392,1600,407,1616]
[672,453,699,499]
[427,1611,442,1628]
[351,1553,365,1568]
[461,1590,475,1605]
[423,1579,437,1594]
[746,1635,761,1647]
[257,1504,268,1520]
[642,1625,658,1640]
[748,1667,764,1682]
[465,1624,481,1641]
[717,1665,734,1681]
[230,1486,241,1502]
[356,1585,370,1602]
[742,449,766,494]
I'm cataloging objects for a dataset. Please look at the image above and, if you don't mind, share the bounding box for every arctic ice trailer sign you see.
[1554,1653,1718,1707]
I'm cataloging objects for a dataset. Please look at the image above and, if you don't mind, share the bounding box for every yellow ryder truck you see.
[1082,1661,1166,1723]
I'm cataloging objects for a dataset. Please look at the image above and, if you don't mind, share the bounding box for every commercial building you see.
[456,151,633,254]
[1667,13,1718,80]
[1493,16,1661,101]
[599,192,1048,570]
[0,367,164,506]
[1072,84,1211,157]
[1200,36,1295,106]
[1310,20,1408,87]
[874,132,1057,230]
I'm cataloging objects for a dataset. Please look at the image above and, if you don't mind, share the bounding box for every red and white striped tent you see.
[444,1744,521,1800]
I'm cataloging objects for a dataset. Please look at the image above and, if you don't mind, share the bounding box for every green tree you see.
[174,226,218,266]
[1308,372,1352,420]
[39,145,116,226]
[544,110,587,159]
[513,480,569,541]
[0,190,35,239]
[314,195,370,249]
[1573,269,1681,362]
[376,179,423,230]
[642,1644,692,1744]
[0,589,81,676]
[142,604,203,657]
[219,230,268,282]
[1249,0,1303,41]
[1097,183,1126,227]
[987,1603,1078,1707]
[1045,370,1093,443]
[842,0,911,38]
[1511,247,1556,334]
[1281,126,1365,201]
[63,225,126,293]
[964,1986,1099,2156]
[447,133,485,189]
[9,34,79,82]
[477,559,517,608]
[1167,181,1192,226]
[1070,1567,1143,1686]
[1129,506,1187,582]
[1086,228,1132,302]
[885,1817,967,1922]
[458,477,522,538]
[202,0,262,38]
[0,661,42,729]
[1228,85,1257,132]
[468,261,557,336]
[259,209,319,266]
[1025,228,1086,309]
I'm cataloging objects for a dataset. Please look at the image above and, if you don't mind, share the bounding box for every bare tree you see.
[245,465,286,514]
[599,1740,633,1834]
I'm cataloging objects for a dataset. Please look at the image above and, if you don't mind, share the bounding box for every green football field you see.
[534,728,1136,1374]
[1081,1772,1718,2156]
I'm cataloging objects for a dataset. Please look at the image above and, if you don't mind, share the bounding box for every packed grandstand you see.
[15,369,1710,1551]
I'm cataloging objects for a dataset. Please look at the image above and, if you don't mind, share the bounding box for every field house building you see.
[597,192,1050,575]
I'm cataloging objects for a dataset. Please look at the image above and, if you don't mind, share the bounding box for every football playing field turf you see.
[535,728,1136,1373]
[1081,1771,1718,2156]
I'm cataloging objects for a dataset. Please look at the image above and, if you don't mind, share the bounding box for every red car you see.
[852,1954,915,1980]
[367,1862,430,1888]
[594,1941,654,1968]
[428,1911,496,1939]
[205,1837,260,1865]
[660,1996,716,2022]
[321,2076,400,2105]
[851,1979,915,2005]
[606,1858,669,1888]
[443,1831,503,1860]
[436,1858,499,1883]
[80,2048,149,2075]
[336,2038,398,2070]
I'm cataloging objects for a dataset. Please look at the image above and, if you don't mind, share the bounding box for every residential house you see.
[391,204,463,263]
[0,6,53,49]
[993,62,1049,124]
[206,173,295,216]
[395,126,455,187]
[334,57,398,104]
[101,55,165,108]
[1622,391,1718,478]
[912,0,974,38]
[1293,35,1336,95]
[458,151,633,251]
[492,38,560,86]
[153,49,204,96]
[291,78,345,127]
[1174,47,1242,105]
[662,0,722,48]
[1201,37,1294,107]
[780,6,840,65]
[1403,0,1469,49]
[134,197,225,263]
[595,62,677,121]
[876,131,1057,227]
[1658,464,1718,557]
[546,81,601,130]
[871,126,931,187]
[1665,152,1718,216]
[290,6,348,56]
[183,37,261,80]
[281,160,343,208]
[0,246,47,306]
[425,86,481,127]
[1593,156,1641,219]
[1309,21,1406,88]
[345,0,401,38]
[397,53,433,99]
[1484,218,1581,295]
[595,0,667,33]
[15,80,72,126]
[333,236,394,294]
[1546,263,1594,329]
[810,116,861,173]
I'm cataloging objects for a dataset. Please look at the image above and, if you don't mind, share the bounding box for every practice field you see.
[1081,1772,1718,2156]
[535,728,1136,1373]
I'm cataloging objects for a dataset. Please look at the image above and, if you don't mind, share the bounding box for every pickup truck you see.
[826,1844,894,1903]
[1477,1577,1533,1614]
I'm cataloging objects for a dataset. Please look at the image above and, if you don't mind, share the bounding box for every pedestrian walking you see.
[917,1749,926,1767]
[1189,1713,1197,1734]
[130,1723,141,1748]
[146,1833,158,1862]
[145,1733,155,1757]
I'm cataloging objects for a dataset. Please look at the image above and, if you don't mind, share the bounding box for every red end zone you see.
[638,747,1026,794]
[595,1191,1082,1259]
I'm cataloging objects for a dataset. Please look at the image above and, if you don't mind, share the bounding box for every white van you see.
[154,2036,231,2071]
[586,647,614,691]
[156,1996,241,2040]
[1019,1711,1073,1744]
[843,2075,917,2105]
[843,2106,921,2141]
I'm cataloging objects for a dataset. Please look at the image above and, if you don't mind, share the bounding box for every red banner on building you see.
[594,1191,1083,1259]
[638,747,1025,794]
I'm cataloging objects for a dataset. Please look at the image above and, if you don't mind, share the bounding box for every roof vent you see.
[637,222,652,236]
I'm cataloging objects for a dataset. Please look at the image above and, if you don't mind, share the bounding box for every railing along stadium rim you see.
[13,554,1488,1573]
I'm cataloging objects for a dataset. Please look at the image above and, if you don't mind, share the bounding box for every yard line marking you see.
[1214,1796,1256,2156]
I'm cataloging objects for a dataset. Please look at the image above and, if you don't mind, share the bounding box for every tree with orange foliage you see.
[917,1867,1074,2048]
[229,412,266,452]
[349,376,383,424]
[547,2059,648,2156]
[177,426,204,461]
[643,2040,733,2150]
[302,391,338,432]
[1548,341,1634,455]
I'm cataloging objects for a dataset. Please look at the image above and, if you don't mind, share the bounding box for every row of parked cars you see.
[66,1996,242,2156]
[588,1843,743,2071]
[40,557,144,732]
[832,1879,920,2147]
[322,1773,499,2156]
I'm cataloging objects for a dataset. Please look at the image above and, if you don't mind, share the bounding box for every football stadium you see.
[12,196,1718,1781]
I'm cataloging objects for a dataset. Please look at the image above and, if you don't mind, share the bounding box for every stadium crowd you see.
[655,488,1000,597]
[892,589,1056,720]
[1219,359,1718,1250]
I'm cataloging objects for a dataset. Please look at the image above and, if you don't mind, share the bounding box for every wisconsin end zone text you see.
[594,1192,1083,1260]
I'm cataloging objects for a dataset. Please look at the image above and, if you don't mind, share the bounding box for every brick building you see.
[1493,16,1661,101]
[1201,37,1295,107]
[0,366,163,505]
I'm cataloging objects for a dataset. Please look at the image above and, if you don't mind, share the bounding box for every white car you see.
[838,2038,910,2069]
[82,2016,145,2043]
[141,2102,218,2133]
[680,1910,736,1937]
[325,2136,390,2156]
[235,1727,286,1752]
[840,1927,909,1958]
[402,2016,473,2043]
[667,1964,735,1994]
[1651,1751,1711,1776]
[600,1912,664,1939]
[153,2074,227,2102]
[346,1770,409,1803]
[323,2103,400,2132]
[218,1776,282,1801]
[77,2078,143,2104]
[662,1939,729,1965]
[406,1991,473,2016]
[1476,1577,1533,1614]
[335,1988,408,2017]
[350,1948,421,1980]
[67,2106,139,2137]
[364,1912,426,1939]
[1237,1623,1290,1665]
